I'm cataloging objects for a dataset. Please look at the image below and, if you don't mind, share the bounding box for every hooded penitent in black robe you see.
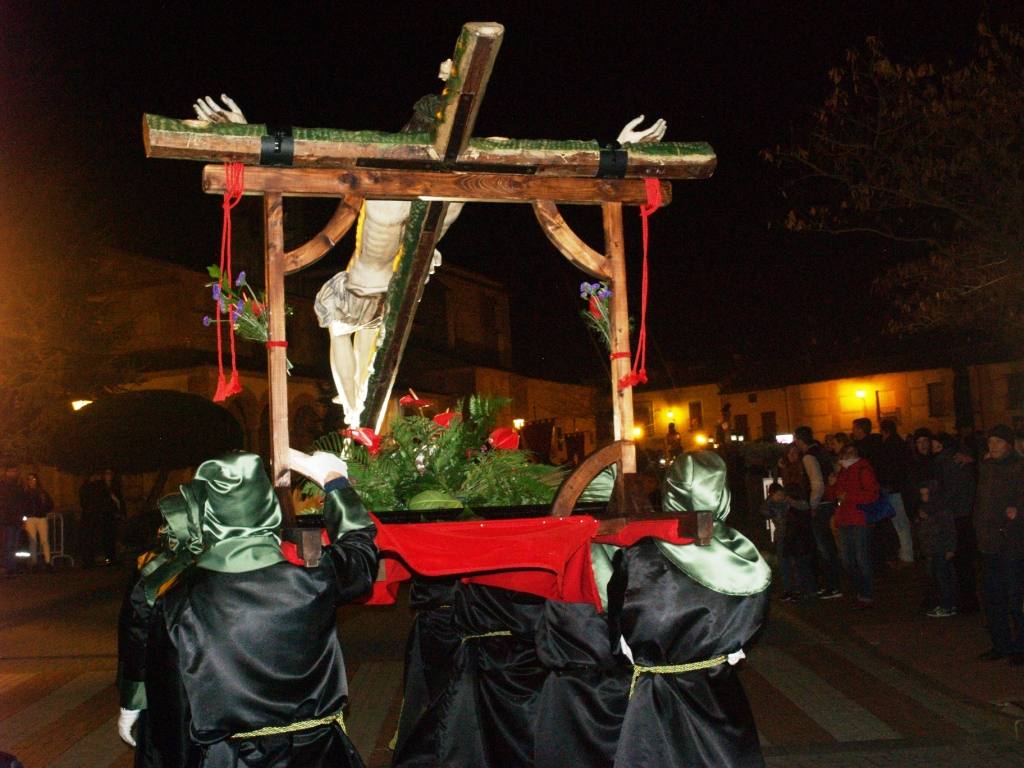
[532,597,630,768]
[608,538,768,767]
[118,453,378,768]
[607,451,771,768]
[389,578,460,766]
[396,582,547,768]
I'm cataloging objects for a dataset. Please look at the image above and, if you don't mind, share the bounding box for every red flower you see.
[488,427,520,450]
[399,393,432,408]
[342,427,381,455]
[589,296,601,319]
[433,409,460,429]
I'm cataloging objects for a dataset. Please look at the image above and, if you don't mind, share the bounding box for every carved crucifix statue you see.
[187,86,664,430]
[145,21,716,497]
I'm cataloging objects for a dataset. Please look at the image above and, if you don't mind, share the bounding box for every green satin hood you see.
[142,452,284,602]
[663,449,731,522]
[659,451,771,596]
[189,452,284,572]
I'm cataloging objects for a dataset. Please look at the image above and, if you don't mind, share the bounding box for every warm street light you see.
[512,418,525,430]
[855,389,866,399]
[666,409,675,420]
[695,433,708,445]
[632,425,644,439]
[71,400,93,411]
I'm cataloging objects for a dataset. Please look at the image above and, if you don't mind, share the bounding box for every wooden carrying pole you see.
[603,202,636,475]
[263,193,293,518]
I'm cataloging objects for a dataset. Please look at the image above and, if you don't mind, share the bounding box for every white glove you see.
[192,94,247,124]
[118,707,140,747]
[616,114,667,145]
[288,449,349,488]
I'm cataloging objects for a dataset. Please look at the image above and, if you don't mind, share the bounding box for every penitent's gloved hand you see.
[117,707,140,747]
[288,448,349,489]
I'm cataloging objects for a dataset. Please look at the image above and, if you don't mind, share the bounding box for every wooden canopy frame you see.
[143,22,716,512]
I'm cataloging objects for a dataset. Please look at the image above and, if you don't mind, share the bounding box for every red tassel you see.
[226,370,242,397]
[618,179,661,391]
[213,373,229,402]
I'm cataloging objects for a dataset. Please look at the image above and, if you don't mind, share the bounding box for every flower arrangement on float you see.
[203,265,294,371]
[304,394,562,516]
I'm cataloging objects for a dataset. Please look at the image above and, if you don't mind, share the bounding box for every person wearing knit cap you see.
[974,425,1024,664]
[116,450,378,767]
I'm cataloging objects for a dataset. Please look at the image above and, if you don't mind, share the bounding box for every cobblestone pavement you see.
[1,566,1022,767]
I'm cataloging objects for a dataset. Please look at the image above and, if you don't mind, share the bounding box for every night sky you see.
[3,1,1014,384]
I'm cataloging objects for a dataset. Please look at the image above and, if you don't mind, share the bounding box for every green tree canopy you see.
[765,22,1024,338]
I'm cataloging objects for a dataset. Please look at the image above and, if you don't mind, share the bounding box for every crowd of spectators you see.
[761,418,1024,665]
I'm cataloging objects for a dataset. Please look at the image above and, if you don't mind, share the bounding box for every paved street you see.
[2,564,1023,768]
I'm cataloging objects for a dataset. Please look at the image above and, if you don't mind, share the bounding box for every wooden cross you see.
[143,22,716,509]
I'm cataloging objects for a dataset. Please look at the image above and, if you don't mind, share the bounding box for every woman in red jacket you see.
[825,444,880,607]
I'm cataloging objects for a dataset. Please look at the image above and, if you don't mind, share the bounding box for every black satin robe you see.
[533,600,630,768]
[398,583,547,768]
[607,539,768,768]
[389,578,460,765]
[119,487,378,768]
[118,569,195,768]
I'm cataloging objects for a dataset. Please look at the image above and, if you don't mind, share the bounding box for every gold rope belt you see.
[629,655,728,698]
[231,710,346,740]
[460,630,513,645]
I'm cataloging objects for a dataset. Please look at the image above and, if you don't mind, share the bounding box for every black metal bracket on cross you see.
[260,125,295,166]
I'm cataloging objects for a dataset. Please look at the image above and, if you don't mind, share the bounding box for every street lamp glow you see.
[631,425,644,439]
[666,409,675,420]
[855,389,866,399]
[71,399,93,411]
[512,418,525,430]
[695,433,708,446]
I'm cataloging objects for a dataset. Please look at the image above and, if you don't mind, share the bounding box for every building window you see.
[927,382,951,418]
[688,401,703,431]
[1008,372,1024,412]
[761,411,777,440]
[733,414,749,439]
[747,393,758,404]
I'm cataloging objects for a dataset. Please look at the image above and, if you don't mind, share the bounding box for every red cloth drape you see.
[364,515,695,610]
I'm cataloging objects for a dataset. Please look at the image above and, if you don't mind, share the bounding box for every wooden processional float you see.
[142,22,716,537]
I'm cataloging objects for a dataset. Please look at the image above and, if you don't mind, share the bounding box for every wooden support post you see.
[263,193,293,521]
[603,202,636,474]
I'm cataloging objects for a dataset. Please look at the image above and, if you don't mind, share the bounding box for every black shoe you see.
[978,649,1005,661]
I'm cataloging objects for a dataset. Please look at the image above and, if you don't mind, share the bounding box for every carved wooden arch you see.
[532,200,611,279]
[550,440,629,517]
[550,439,713,544]
[283,195,363,275]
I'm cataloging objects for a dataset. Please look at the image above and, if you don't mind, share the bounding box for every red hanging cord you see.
[618,178,662,390]
[213,163,245,401]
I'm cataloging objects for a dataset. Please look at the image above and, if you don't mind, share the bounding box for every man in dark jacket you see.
[974,425,1024,664]
[934,433,980,613]
[851,418,883,471]
[0,465,27,575]
[794,426,842,599]
[876,419,914,565]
